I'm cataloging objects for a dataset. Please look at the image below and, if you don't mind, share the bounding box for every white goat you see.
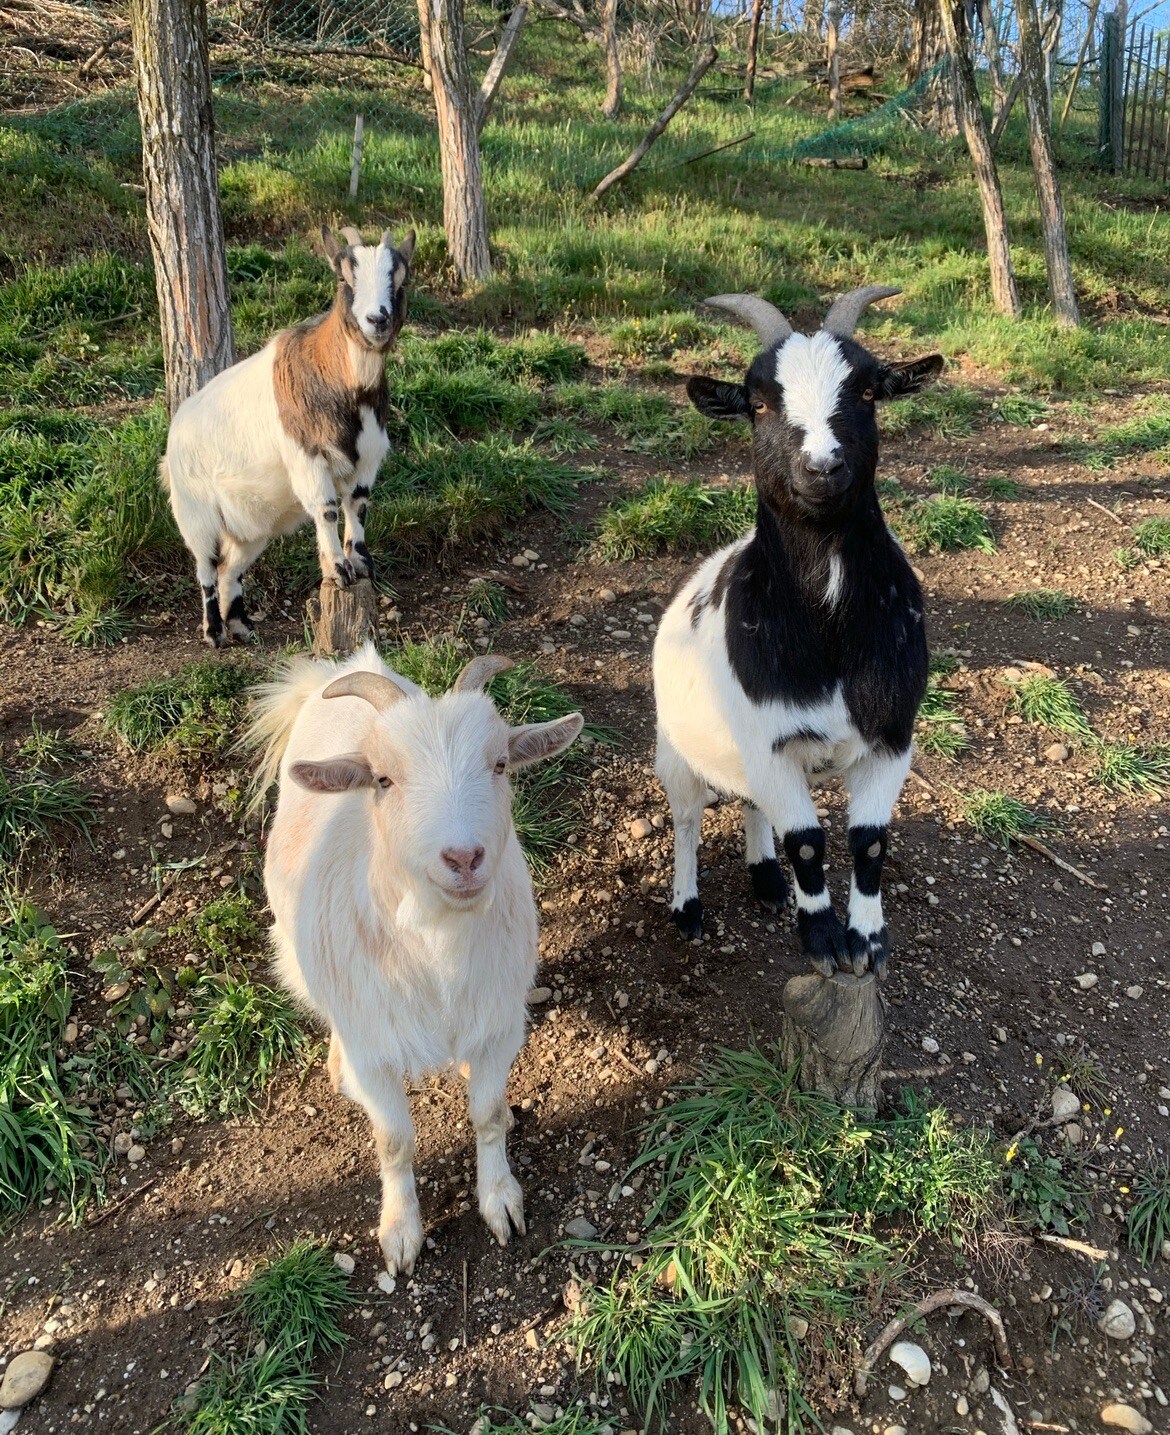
[162,225,415,648]
[250,643,582,1274]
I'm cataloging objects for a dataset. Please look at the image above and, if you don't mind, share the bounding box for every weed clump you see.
[594,479,754,560]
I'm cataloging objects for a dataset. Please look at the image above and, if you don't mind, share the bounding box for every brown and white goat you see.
[161,225,415,647]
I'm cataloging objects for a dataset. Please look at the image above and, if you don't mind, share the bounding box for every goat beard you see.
[394,881,497,935]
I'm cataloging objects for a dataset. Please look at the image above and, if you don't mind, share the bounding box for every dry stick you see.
[991,5,1062,150]
[590,44,718,200]
[801,155,868,168]
[675,130,755,165]
[87,1176,159,1228]
[476,1,528,133]
[1086,495,1125,525]
[880,1063,959,1080]
[1015,833,1108,891]
[349,114,364,200]
[1036,1231,1109,1260]
[854,1288,1012,1397]
[1058,0,1101,135]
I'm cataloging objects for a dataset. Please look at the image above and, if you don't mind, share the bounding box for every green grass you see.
[463,577,508,622]
[995,394,1048,426]
[237,1240,355,1362]
[176,893,263,966]
[1133,517,1170,557]
[1007,674,1092,740]
[1006,1137,1084,1237]
[983,475,1023,499]
[175,973,314,1118]
[593,479,755,560]
[916,660,967,760]
[1006,589,1078,620]
[1070,402,1170,470]
[0,760,93,868]
[1126,1161,1170,1268]
[927,463,971,494]
[1091,741,1170,794]
[895,495,996,554]
[175,1343,315,1435]
[528,415,599,454]
[384,636,609,871]
[15,723,78,769]
[571,1048,998,1435]
[963,790,1051,847]
[553,381,734,458]
[104,659,257,756]
[0,901,101,1220]
[882,384,983,440]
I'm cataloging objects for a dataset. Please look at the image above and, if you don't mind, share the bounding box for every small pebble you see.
[526,986,552,1006]
[1099,1299,1136,1339]
[1074,972,1098,990]
[165,795,196,815]
[333,1252,355,1276]
[1100,1403,1153,1434]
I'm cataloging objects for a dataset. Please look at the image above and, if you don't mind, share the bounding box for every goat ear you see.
[686,376,751,421]
[875,354,944,400]
[289,755,375,793]
[392,228,416,267]
[507,713,584,769]
[321,226,345,272]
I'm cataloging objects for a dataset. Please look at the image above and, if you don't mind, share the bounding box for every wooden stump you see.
[779,970,886,1110]
[307,578,377,657]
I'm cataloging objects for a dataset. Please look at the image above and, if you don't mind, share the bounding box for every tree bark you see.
[307,578,377,657]
[600,0,622,118]
[129,0,234,414]
[780,972,886,1110]
[826,0,841,120]
[938,0,1021,316]
[744,0,765,102]
[417,0,492,283]
[1016,0,1079,325]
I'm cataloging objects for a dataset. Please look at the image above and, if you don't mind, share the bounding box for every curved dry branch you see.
[854,1288,1012,1398]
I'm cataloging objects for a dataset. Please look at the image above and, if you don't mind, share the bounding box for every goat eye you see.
[377,775,393,789]
[494,758,507,775]
[751,399,768,414]
[862,388,875,402]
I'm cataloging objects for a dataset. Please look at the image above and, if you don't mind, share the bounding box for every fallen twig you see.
[87,1177,159,1228]
[670,130,754,165]
[855,1288,1012,1396]
[130,892,162,926]
[1016,834,1107,891]
[1086,496,1124,526]
[880,1064,959,1080]
[1036,1232,1109,1261]
[591,44,717,200]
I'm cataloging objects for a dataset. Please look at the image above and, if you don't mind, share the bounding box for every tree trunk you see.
[826,0,841,120]
[477,2,528,132]
[600,0,622,118]
[938,0,1021,316]
[417,0,491,283]
[307,578,377,657]
[912,0,958,136]
[780,972,886,1110]
[744,0,765,102]
[976,0,1007,123]
[129,0,234,414]
[1016,0,1079,325]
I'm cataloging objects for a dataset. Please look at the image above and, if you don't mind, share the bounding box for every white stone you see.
[333,1252,355,1276]
[889,1340,931,1387]
[1092,941,1107,956]
[384,1370,403,1389]
[0,1351,54,1409]
[526,986,552,1006]
[1074,972,1098,990]
[921,1037,940,1055]
[565,1216,597,1240]
[888,1385,907,1402]
[1099,1299,1136,1339]
[628,818,653,841]
[1126,985,1144,999]
[376,1271,395,1295]
[955,1395,970,1416]
[165,795,196,815]
[1100,1403,1153,1434]
[1050,1085,1080,1123]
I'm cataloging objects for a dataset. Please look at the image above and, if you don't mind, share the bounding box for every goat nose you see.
[368,306,391,325]
[802,450,844,479]
[442,845,485,877]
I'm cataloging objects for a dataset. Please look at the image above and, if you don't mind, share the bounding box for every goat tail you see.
[243,654,326,804]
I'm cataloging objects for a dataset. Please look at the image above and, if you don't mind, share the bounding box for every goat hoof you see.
[380,1208,424,1276]
[331,558,356,588]
[480,1173,526,1247]
[798,908,850,974]
[671,897,703,942]
[748,858,788,911]
[846,925,889,978]
[204,626,230,650]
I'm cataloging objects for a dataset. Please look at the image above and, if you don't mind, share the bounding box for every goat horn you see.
[821,285,901,337]
[340,226,364,248]
[322,671,409,711]
[452,655,515,694]
[703,294,793,347]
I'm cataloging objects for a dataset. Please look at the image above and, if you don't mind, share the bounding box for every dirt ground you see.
[1,372,1169,1435]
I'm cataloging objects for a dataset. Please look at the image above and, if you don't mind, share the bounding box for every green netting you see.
[744,58,951,164]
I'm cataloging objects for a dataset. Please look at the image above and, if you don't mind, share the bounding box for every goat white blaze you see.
[775,331,851,467]
[349,242,397,345]
[381,696,510,908]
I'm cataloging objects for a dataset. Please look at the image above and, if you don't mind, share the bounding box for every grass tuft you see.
[916,659,967,760]
[1126,1161,1170,1267]
[0,760,93,867]
[237,1240,355,1362]
[177,1344,314,1435]
[1006,589,1078,620]
[1090,741,1170,794]
[572,1048,998,1434]
[105,659,257,756]
[983,475,1023,499]
[896,495,996,554]
[995,394,1048,426]
[1132,517,1170,557]
[1007,674,1092,740]
[882,384,983,439]
[594,479,754,560]
[963,790,1051,846]
[927,463,970,494]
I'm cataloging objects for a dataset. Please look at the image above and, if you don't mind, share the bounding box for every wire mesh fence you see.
[1,0,421,175]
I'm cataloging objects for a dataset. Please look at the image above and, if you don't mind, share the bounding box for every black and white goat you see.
[652,286,943,978]
[161,225,415,647]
